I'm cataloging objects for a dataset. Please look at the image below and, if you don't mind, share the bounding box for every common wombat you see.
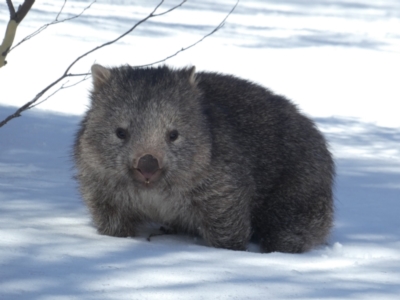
[74,64,334,253]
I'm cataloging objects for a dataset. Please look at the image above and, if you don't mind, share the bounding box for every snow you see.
[0,0,399,299]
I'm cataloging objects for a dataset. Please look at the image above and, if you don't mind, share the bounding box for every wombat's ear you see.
[188,66,197,86]
[91,64,111,89]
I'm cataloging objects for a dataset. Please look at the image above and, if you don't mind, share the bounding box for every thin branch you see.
[10,0,96,52]
[152,0,166,13]
[56,0,67,21]
[153,0,187,17]
[0,0,239,128]
[30,74,90,109]
[0,75,65,127]
[63,0,186,75]
[30,80,72,109]
[136,0,239,68]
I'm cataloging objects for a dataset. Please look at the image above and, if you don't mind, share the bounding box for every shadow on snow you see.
[0,0,398,51]
[0,104,399,298]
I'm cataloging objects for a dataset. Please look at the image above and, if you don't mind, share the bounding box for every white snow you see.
[0,0,399,299]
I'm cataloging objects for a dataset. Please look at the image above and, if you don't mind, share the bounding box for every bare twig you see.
[10,0,96,52]
[153,0,187,17]
[0,0,35,67]
[137,0,239,68]
[63,0,188,76]
[0,0,239,128]
[30,74,91,109]
[55,0,67,21]
[0,75,65,127]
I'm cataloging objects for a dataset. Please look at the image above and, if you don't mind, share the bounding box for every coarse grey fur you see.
[74,64,335,253]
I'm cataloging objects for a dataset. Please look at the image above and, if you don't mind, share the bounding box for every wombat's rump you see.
[74,64,334,253]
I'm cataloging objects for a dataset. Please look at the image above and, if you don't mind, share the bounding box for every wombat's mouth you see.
[131,168,163,187]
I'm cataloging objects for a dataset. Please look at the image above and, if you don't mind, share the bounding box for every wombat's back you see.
[197,72,334,253]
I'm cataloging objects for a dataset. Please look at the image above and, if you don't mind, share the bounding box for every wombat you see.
[74,64,334,253]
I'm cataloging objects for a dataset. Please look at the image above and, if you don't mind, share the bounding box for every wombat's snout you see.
[135,154,162,184]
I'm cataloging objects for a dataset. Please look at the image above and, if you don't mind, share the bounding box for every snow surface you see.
[0,0,399,299]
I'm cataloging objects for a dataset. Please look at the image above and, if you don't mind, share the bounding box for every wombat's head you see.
[77,64,212,192]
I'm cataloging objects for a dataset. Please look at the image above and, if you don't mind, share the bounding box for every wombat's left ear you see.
[188,66,197,86]
[91,64,111,89]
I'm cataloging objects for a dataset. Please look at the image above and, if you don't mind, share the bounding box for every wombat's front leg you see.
[87,198,142,238]
[195,187,253,251]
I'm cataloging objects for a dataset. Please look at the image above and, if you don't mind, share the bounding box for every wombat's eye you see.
[115,128,128,140]
[168,129,179,142]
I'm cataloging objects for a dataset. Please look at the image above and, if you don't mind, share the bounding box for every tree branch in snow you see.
[0,0,35,67]
[0,0,239,128]
[10,0,96,52]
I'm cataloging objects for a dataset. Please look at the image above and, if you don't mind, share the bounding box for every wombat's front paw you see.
[207,237,248,251]
[201,228,249,251]
[147,225,178,241]
[96,223,136,238]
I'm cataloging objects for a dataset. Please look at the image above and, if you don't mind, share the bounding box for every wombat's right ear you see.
[91,64,111,89]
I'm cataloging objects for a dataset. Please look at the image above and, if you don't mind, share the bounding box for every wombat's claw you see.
[147,226,175,241]
[146,234,155,241]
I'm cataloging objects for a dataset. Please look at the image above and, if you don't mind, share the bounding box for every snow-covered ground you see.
[0,0,399,299]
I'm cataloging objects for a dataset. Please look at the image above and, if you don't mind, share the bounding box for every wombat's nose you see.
[137,154,160,180]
